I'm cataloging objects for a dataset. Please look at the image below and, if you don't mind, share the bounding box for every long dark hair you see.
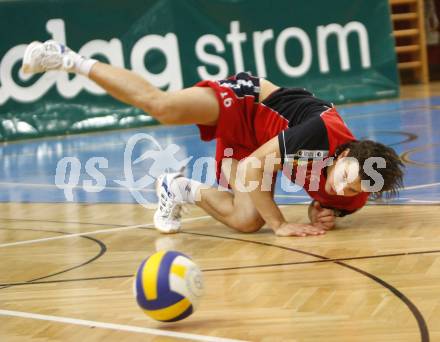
[334,140,405,199]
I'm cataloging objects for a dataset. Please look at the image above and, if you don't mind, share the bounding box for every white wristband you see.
[77,58,98,76]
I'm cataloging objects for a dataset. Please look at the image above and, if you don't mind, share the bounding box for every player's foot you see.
[153,172,185,234]
[22,40,76,74]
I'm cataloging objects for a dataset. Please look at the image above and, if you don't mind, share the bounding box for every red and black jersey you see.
[195,72,368,215]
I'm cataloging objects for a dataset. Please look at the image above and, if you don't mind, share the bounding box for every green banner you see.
[0,0,399,141]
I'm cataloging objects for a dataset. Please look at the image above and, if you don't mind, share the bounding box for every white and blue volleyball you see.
[134,250,203,322]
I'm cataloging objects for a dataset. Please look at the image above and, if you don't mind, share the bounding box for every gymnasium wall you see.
[0,0,399,141]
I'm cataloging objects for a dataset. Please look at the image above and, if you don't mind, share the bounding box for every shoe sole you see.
[153,210,180,234]
[153,174,182,233]
[22,41,42,74]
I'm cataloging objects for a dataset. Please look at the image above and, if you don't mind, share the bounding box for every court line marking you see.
[0,212,431,340]
[0,215,211,249]
[0,181,156,193]
[0,309,246,342]
[408,200,440,204]
[401,143,440,169]
[0,182,309,197]
[2,132,201,157]
[181,232,430,342]
[0,180,438,194]
[0,206,294,249]
[3,247,440,288]
[0,181,309,199]
[400,182,440,191]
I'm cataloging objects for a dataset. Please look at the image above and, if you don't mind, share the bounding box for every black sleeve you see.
[278,116,330,165]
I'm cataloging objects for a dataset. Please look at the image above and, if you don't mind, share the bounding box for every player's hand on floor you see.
[309,201,336,230]
[274,223,326,237]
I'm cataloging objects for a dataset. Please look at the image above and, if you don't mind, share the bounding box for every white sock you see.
[69,52,98,76]
[171,177,204,204]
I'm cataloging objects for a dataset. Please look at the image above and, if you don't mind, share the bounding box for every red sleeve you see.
[320,107,356,155]
[321,192,369,216]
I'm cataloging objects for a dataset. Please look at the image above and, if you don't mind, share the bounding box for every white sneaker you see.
[153,172,184,234]
[22,40,76,74]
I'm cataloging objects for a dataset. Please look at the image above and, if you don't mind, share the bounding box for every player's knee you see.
[153,101,176,124]
[139,92,176,124]
[231,217,264,233]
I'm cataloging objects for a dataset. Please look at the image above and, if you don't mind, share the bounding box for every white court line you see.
[0,181,437,247]
[3,133,201,158]
[0,203,312,249]
[0,309,246,342]
[0,183,309,197]
[400,182,440,191]
[0,215,210,248]
[0,181,155,193]
[408,200,440,204]
[1,181,438,194]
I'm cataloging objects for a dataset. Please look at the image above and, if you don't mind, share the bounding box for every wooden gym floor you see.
[0,83,439,341]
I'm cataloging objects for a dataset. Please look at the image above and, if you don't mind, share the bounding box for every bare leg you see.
[23,41,271,233]
[87,63,267,232]
[88,62,219,126]
[194,159,267,233]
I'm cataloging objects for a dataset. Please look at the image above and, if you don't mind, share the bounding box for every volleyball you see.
[133,250,203,322]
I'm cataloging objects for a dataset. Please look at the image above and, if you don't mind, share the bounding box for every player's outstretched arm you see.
[244,137,326,237]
